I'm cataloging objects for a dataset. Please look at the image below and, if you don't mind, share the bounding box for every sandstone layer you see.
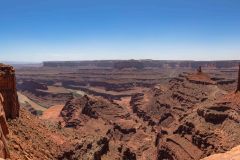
[0,64,20,159]
[0,64,19,119]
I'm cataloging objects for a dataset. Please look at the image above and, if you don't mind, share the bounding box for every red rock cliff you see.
[0,64,20,158]
[0,64,20,119]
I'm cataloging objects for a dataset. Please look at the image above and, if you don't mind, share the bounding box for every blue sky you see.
[0,0,240,62]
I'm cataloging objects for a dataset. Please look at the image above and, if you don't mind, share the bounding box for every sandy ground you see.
[201,145,240,160]
[39,86,71,94]
[67,89,86,96]
[114,97,132,112]
[17,92,47,111]
[41,104,64,122]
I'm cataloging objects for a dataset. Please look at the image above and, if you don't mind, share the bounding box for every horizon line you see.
[2,59,240,64]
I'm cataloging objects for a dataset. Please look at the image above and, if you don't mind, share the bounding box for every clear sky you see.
[0,0,240,62]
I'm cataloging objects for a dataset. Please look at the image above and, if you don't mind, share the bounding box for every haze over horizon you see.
[1,0,240,62]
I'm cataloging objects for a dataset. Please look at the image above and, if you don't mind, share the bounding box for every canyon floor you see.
[7,65,240,160]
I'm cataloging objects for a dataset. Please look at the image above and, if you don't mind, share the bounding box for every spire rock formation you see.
[237,64,240,92]
[197,66,202,74]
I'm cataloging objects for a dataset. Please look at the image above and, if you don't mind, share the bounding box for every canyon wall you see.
[0,64,19,119]
[0,64,20,159]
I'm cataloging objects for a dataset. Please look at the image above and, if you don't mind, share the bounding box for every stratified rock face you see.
[60,95,129,128]
[43,60,240,69]
[18,80,48,92]
[0,64,20,119]
[57,69,240,160]
[58,95,157,159]
[128,72,240,160]
[0,94,10,158]
[0,64,20,159]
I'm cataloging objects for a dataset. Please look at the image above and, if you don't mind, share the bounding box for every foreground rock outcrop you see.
[58,95,157,159]
[0,94,10,158]
[0,64,19,119]
[0,64,20,159]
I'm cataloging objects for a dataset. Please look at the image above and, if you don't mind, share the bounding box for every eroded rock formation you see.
[0,64,20,159]
[0,64,20,119]
[58,95,157,159]
[197,66,202,73]
[7,62,240,159]
[0,94,10,158]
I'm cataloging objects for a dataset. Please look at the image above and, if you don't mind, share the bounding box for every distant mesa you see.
[42,60,240,69]
[113,60,144,70]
